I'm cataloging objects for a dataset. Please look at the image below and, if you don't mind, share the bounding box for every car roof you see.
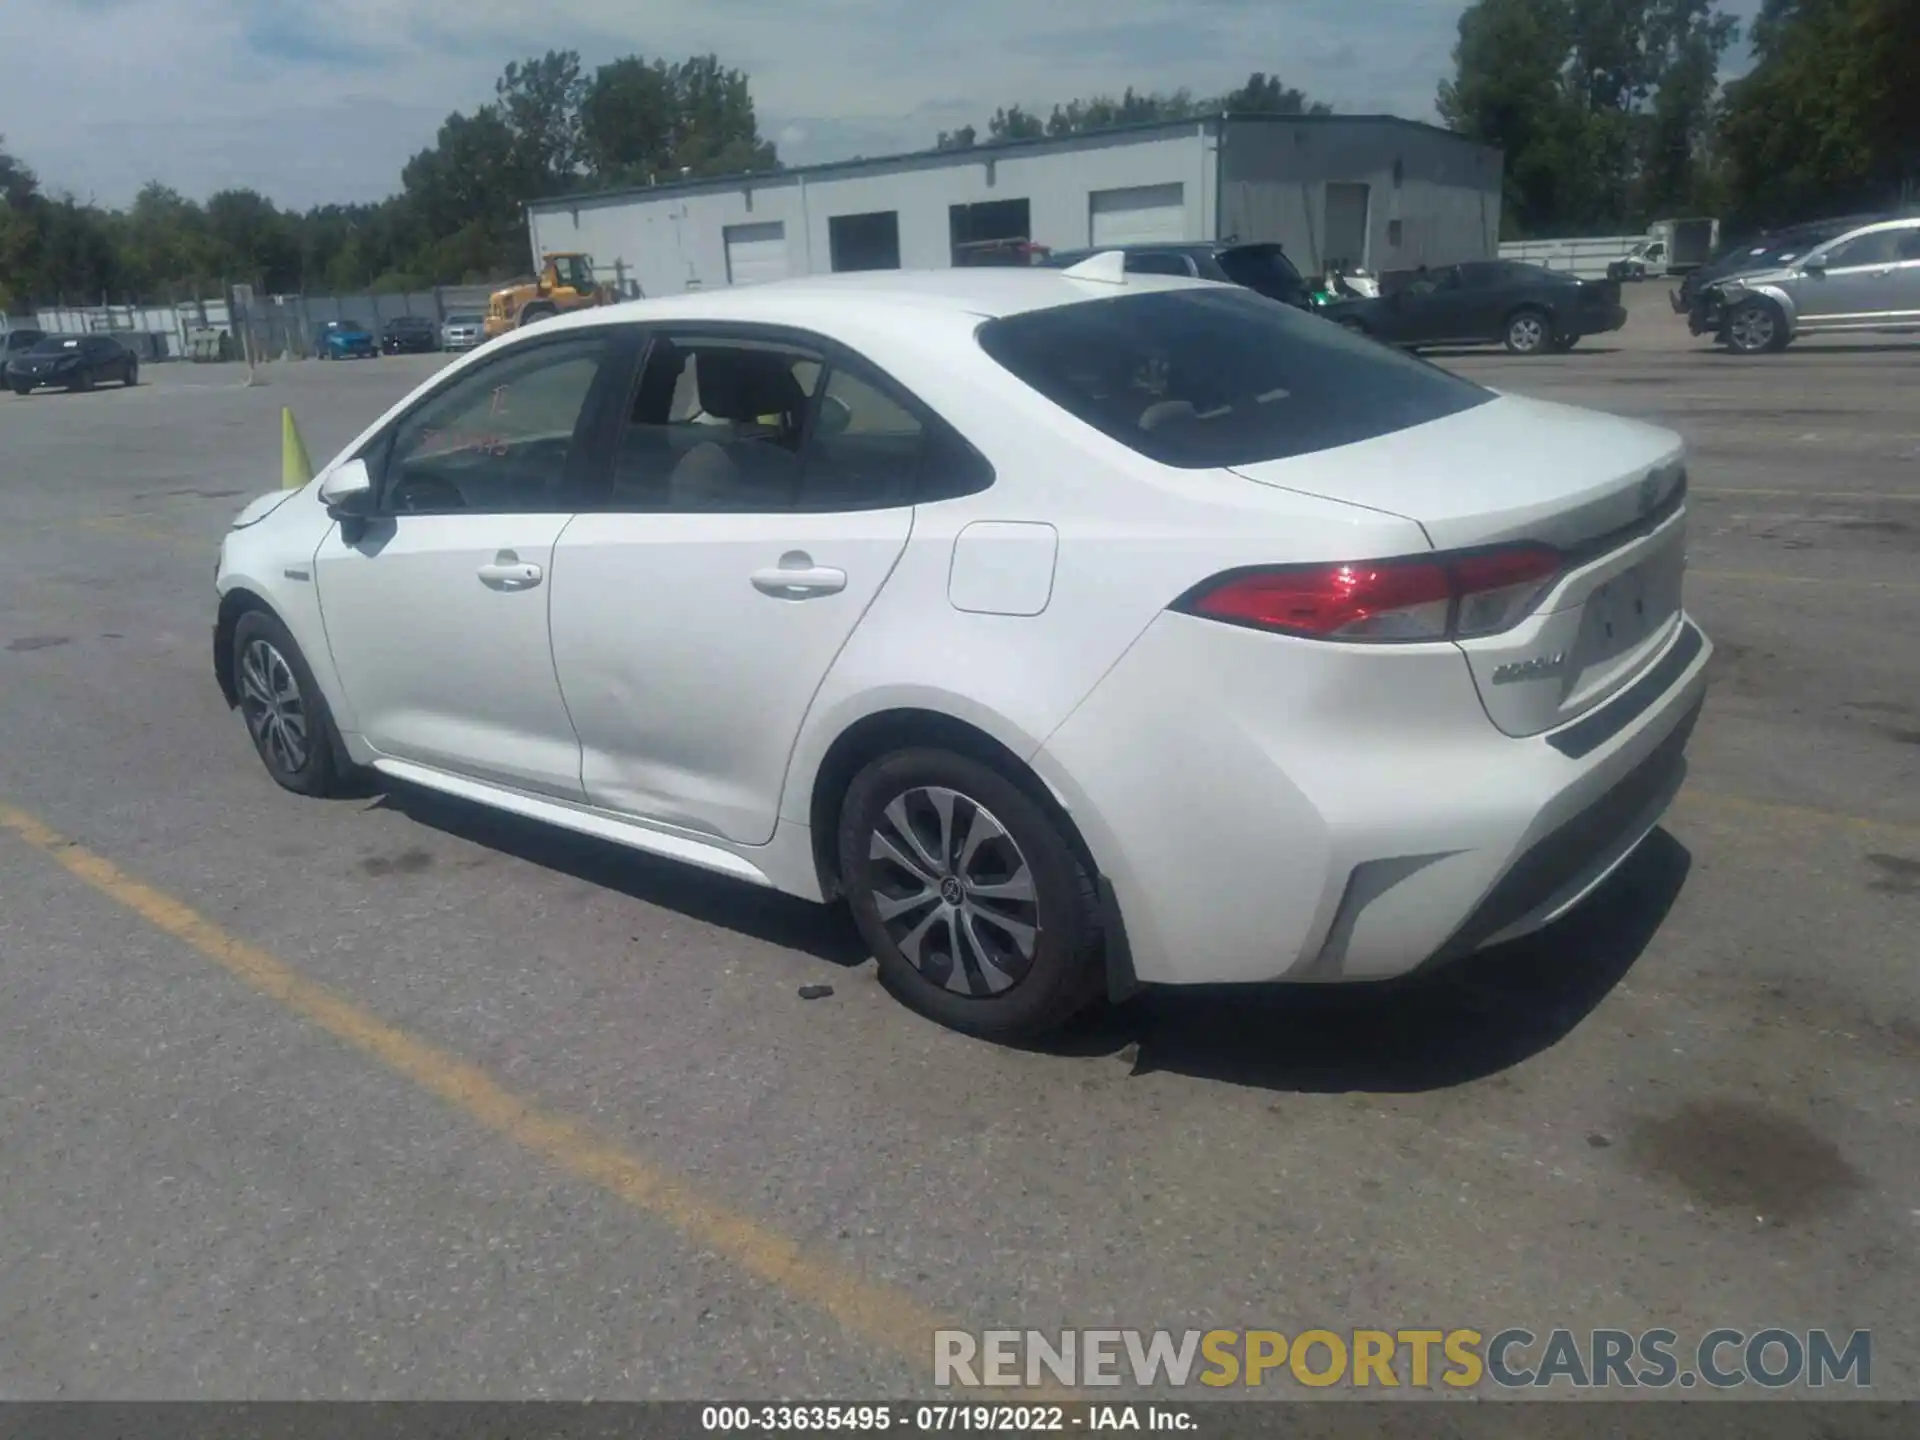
[530,265,1215,339]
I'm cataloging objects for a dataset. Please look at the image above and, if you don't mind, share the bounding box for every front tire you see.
[231,610,349,798]
[1504,308,1551,355]
[1725,299,1788,354]
[839,748,1102,1040]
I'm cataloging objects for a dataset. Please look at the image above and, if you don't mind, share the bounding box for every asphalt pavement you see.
[1,287,1916,1402]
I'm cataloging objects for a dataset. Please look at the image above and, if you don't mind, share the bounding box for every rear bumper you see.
[1582,305,1628,336]
[1034,611,1711,987]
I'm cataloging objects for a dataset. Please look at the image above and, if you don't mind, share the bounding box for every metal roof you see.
[528,112,1494,215]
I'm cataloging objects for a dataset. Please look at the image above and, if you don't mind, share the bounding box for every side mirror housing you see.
[319,457,373,514]
[1801,255,1827,275]
[319,458,377,542]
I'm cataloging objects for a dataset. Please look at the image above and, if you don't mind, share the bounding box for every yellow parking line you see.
[1690,569,1920,594]
[0,800,955,1374]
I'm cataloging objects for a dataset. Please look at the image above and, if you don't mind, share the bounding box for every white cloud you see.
[2,0,1765,210]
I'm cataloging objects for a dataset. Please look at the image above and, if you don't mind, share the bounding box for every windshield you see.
[976,287,1492,469]
[30,336,83,354]
[553,255,594,289]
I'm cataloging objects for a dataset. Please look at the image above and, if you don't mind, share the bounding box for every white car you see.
[441,314,486,351]
[214,258,1710,1040]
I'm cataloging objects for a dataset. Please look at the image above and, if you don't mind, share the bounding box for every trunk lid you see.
[1229,393,1690,737]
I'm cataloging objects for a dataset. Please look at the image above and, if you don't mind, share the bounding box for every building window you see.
[829,211,902,272]
[1387,219,1404,248]
[950,199,1032,267]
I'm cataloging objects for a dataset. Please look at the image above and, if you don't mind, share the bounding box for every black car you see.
[381,315,440,354]
[1317,260,1627,355]
[1038,241,1313,309]
[6,333,139,394]
[1672,213,1892,335]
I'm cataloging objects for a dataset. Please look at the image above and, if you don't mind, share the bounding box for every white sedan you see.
[213,256,1710,1041]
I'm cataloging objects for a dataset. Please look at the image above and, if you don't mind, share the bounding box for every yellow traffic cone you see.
[281,407,314,490]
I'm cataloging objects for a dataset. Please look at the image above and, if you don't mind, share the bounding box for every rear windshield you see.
[1215,245,1305,300]
[976,287,1493,469]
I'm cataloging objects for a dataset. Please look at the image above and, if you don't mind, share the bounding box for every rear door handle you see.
[752,552,847,599]
[478,560,543,589]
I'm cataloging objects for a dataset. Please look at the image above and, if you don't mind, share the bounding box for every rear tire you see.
[838,748,1103,1041]
[123,361,139,386]
[1504,308,1551,355]
[517,304,557,329]
[231,609,350,798]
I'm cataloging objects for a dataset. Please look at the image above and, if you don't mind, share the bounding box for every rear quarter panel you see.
[773,305,1432,828]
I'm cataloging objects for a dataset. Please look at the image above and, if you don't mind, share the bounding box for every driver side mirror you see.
[319,458,376,541]
[1801,255,1827,275]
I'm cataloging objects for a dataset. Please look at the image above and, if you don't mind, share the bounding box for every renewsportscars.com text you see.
[933,1328,1872,1391]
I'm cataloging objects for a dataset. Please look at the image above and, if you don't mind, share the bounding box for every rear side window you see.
[976,288,1493,469]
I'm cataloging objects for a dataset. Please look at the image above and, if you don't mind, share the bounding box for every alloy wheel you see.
[866,786,1040,997]
[1509,314,1547,352]
[1729,304,1776,353]
[238,638,310,774]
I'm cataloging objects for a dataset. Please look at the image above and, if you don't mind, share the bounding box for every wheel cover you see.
[1731,305,1775,350]
[866,786,1040,996]
[239,638,310,773]
[1511,315,1545,349]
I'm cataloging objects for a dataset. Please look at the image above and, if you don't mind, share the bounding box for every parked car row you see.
[311,314,494,359]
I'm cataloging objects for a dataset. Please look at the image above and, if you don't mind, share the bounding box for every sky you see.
[3,0,1765,213]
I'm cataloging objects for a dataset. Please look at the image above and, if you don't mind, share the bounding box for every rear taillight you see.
[1176,544,1562,643]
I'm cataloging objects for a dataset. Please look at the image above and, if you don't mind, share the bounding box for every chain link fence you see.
[23,285,498,362]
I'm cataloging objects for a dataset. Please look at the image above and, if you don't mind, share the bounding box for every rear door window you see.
[977,287,1493,469]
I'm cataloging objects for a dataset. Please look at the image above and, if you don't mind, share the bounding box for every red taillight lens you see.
[1179,544,1562,643]
[1188,560,1454,640]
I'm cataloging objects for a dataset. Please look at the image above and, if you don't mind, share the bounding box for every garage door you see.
[723,222,789,286]
[1089,184,1186,247]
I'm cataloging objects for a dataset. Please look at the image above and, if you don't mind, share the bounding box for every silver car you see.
[440,313,485,351]
[1707,216,1920,353]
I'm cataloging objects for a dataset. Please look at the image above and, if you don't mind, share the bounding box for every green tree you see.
[1221,71,1333,116]
[938,73,1330,150]
[1718,0,1920,229]
[495,50,588,195]
[1439,0,1739,236]
[580,56,678,179]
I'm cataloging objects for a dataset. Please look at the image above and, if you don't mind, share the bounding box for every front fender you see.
[1726,282,1802,338]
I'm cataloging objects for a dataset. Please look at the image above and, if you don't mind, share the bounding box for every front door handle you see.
[751,551,847,600]
[478,559,543,589]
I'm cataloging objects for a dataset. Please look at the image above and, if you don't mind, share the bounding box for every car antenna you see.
[1059,250,1128,285]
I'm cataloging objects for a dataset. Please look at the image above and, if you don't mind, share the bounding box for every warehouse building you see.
[526,113,1503,297]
